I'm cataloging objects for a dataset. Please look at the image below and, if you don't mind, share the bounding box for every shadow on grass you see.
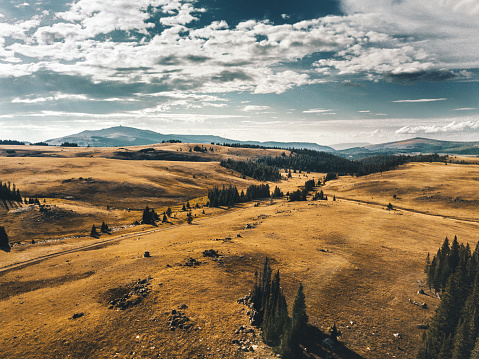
[0,245,11,252]
[301,325,365,359]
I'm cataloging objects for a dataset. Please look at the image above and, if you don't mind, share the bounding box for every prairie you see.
[1,146,478,359]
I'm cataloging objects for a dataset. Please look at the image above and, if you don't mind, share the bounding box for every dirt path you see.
[0,205,246,273]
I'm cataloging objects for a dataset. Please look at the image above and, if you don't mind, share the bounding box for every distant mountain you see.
[339,137,479,159]
[45,126,335,152]
[330,142,371,151]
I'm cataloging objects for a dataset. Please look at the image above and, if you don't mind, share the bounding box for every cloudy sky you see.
[1,0,478,145]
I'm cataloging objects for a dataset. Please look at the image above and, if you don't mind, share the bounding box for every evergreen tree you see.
[100,222,109,233]
[0,226,9,247]
[187,211,193,224]
[90,225,98,237]
[166,207,172,217]
[162,213,168,223]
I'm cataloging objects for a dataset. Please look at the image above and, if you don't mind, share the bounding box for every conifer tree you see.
[100,222,109,233]
[90,224,98,237]
[187,211,193,224]
[166,207,172,217]
[0,226,9,247]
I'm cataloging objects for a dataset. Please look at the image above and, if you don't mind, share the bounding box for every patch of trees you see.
[60,142,79,147]
[254,150,448,177]
[193,145,208,152]
[272,186,284,198]
[32,142,49,146]
[0,140,25,145]
[417,236,479,359]
[162,139,182,143]
[208,184,272,207]
[220,159,281,182]
[142,206,159,225]
[0,181,22,202]
[250,258,308,358]
[288,179,317,202]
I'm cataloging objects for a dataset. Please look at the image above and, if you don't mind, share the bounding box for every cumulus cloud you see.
[396,120,479,134]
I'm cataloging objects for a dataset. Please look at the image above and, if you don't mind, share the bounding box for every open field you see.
[1,146,479,358]
[325,162,479,222]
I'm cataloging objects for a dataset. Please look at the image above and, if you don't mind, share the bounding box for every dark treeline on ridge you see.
[221,151,448,181]
[417,236,479,359]
[220,159,282,182]
[208,184,271,207]
[0,140,25,145]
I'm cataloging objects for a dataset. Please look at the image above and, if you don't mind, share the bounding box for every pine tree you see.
[90,225,98,237]
[166,207,172,217]
[187,212,193,224]
[291,283,308,337]
[100,222,109,233]
[0,226,9,247]
[162,213,168,223]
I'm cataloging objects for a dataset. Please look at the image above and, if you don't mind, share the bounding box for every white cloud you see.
[392,98,447,103]
[303,108,335,114]
[242,105,271,112]
[396,120,479,134]
[453,108,477,111]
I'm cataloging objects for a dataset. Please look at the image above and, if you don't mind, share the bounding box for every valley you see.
[1,143,478,358]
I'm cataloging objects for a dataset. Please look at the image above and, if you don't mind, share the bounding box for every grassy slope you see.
[1,147,479,358]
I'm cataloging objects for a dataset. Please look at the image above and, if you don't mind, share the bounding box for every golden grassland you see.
[1,146,479,358]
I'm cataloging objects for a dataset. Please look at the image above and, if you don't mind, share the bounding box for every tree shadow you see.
[0,244,11,253]
[301,325,365,359]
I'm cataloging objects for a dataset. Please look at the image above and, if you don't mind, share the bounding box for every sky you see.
[0,0,478,145]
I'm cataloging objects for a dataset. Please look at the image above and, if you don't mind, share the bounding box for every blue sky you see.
[0,0,478,145]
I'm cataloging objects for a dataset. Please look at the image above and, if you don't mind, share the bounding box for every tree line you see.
[253,150,448,177]
[417,236,479,359]
[0,181,22,202]
[208,184,272,207]
[220,159,282,182]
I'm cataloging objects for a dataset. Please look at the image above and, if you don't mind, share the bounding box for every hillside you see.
[340,137,479,158]
[44,126,335,152]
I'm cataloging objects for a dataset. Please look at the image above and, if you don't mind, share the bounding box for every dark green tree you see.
[0,226,9,247]
[90,225,99,237]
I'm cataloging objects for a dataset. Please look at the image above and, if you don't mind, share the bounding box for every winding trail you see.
[0,205,245,274]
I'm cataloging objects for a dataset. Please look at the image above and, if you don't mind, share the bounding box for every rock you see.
[72,312,84,319]
[144,251,150,257]
[202,249,219,258]
[393,333,402,339]
[236,233,242,238]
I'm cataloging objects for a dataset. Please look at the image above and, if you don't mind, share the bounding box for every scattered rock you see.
[202,249,220,258]
[144,251,150,258]
[393,333,402,339]
[182,257,201,267]
[168,309,193,331]
[409,298,427,309]
[107,278,151,310]
[72,312,84,319]
[236,233,242,238]
[245,223,253,229]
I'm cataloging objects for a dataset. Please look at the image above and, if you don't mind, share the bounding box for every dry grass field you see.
[1,145,479,359]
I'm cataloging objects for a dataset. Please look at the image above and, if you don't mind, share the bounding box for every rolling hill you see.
[45,126,335,152]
